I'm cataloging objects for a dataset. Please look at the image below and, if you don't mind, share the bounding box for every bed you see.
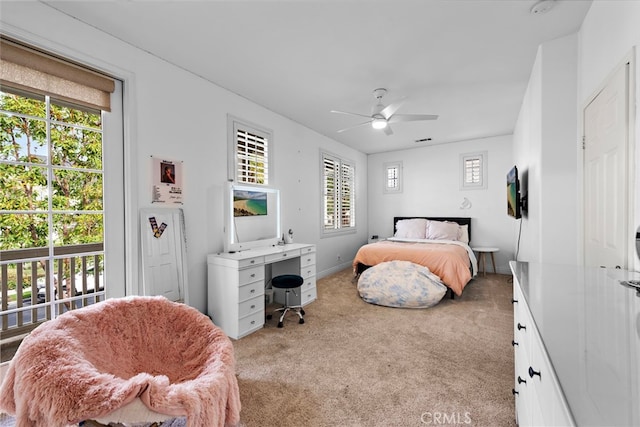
[353,217,477,297]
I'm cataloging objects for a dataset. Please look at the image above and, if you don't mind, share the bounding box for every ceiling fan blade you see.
[380,100,404,119]
[389,114,439,123]
[331,110,372,119]
[337,120,373,133]
[383,124,394,136]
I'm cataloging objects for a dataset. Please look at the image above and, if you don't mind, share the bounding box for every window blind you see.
[0,37,115,111]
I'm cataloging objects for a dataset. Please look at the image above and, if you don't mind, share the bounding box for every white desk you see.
[207,243,316,339]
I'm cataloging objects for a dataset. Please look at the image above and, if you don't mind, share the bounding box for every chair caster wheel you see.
[266,314,272,320]
[300,309,306,316]
[299,318,305,324]
[277,322,283,328]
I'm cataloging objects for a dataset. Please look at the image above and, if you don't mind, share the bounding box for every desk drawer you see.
[301,266,315,279]
[301,246,316,255]
[265,249,300,263]
[239,265,264,285]
[238,310,264,338]
[301,276,316,292]
[301,253,316,268]
[239,294,264,318]
[239,281,264,302]
[301,286,317,306]
[238,256,264,268]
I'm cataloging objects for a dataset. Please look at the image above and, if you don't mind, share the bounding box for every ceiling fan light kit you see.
[332,88,438,135]
[371,116,387,129]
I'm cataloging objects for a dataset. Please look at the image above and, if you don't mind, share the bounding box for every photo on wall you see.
[233,190,267,216]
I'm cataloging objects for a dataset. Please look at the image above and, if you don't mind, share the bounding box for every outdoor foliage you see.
[1,89,104,291]
[0,89,104,251]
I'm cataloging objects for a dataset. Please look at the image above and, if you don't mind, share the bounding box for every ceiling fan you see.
[331,88,438,136]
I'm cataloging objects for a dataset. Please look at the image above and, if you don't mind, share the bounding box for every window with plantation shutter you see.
[460,151,487,190]
[228,116,270,185]
[383,161,402,193]
[322,151,355,234]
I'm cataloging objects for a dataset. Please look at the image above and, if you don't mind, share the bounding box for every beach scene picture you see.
[234,190,268,216]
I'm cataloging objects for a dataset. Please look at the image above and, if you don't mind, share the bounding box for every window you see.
[0,37,118,346]
[227,116,271,185]
[383,161,402,193]
[322,151,355,234]
[460,151,487,190]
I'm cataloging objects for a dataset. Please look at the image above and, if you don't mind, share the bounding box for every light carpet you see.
[0,268,515,427]
[235,268,515,427]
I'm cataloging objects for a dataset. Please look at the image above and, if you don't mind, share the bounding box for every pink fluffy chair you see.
[0,296,241,427]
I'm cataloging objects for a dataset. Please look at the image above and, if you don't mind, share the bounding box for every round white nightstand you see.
[472,247,499,276]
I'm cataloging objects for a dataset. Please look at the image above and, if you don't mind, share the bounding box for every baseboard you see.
[317,261,353,279]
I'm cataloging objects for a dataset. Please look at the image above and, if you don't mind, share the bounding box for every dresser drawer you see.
[301,286,317,306]
[238,294,264,318]
[239,265,264,285]
[300,253,316,268]
[265,249,301,263]
[239,280,264,302]
[238,311,264,338]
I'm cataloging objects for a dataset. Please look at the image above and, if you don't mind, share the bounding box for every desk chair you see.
[267,274,305,328]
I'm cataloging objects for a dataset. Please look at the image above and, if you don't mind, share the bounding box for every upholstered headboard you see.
[393,217,472,243]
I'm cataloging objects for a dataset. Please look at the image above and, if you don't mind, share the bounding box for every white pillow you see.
[425,220,460,241]
[457,224,469,244]
[394,218,428,239]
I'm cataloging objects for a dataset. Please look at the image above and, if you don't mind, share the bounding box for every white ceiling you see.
[44,0,592,154]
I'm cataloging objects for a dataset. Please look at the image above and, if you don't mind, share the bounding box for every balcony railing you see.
[0,243,105,342]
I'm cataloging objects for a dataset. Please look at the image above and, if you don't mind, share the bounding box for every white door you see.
[584,63,630,268]
[139,208,187,302]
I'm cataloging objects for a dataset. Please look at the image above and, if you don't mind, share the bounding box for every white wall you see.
[513,34,579,265]
[514,1,640,270]
[368,135,514,274]
[579,0,640,271]
[0,2,367,314]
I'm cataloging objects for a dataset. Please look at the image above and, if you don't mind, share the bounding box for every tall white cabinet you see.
[207,243,316,339]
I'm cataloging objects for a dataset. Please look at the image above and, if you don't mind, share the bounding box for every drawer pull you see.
[250,304,255,309]
[512,340,518,347]
[517,323,526,331]
[283,253,287,257]
[528,367,541,379]
[517,376,527,385]
[250,273,256,278]
[250,320,255,325]
[512,388,519,396]
[250,260,255,264]
[512,299,518,304]
[250,289,256,293]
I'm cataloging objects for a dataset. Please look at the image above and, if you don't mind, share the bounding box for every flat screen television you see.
[507,166,521,219]
[224,182,281,252]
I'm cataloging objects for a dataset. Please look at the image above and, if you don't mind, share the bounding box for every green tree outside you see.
[0,88,104,294]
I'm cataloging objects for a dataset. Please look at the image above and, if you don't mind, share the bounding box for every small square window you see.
[460,152,487,190]
[383,161,402,194]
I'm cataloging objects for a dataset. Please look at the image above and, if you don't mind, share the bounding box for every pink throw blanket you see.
[0,296,241,427]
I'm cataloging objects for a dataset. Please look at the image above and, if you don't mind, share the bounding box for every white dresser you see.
[207,243,316,339]
[510,261,640,426]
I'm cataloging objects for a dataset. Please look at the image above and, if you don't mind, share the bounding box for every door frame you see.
[581,49,637,269]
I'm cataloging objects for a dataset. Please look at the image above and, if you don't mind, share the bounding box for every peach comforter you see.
[353,239,476,296]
